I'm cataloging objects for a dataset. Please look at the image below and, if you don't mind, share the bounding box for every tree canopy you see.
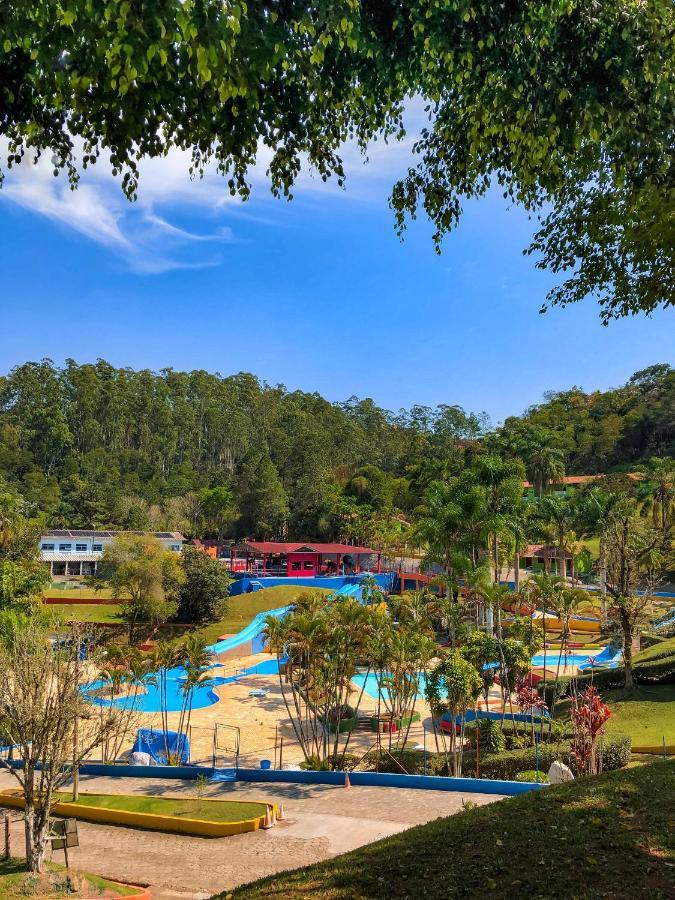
[1,1,672,319]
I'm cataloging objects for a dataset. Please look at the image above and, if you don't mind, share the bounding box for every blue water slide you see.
[578,646,623,671]
[132,727,189,765]
[654,608,675,630]
[207,605,290,655]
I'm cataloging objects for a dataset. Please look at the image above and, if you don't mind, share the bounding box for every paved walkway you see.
[0,771,505,898]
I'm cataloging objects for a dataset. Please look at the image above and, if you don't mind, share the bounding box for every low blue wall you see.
[234,767,541,796]
[6,760,541,796]
[229,573,394,597]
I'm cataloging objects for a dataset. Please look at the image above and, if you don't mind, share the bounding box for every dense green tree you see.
[176,545,230,623]
[93,534,184,642]
[3,3,672,319]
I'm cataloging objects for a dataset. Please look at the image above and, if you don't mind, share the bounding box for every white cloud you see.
[0,101,427,272]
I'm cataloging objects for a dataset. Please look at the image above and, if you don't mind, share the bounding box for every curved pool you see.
[84,657,280,713]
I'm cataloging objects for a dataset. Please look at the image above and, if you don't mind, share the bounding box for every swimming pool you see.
[530,647,605,668]
[85,657,281,713]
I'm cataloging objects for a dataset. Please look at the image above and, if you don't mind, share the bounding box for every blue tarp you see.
[132,728,189,765]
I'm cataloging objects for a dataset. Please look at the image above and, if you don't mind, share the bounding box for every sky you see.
[1,116,672,425]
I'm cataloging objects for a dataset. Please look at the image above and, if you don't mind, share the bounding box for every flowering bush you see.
[570,686,612,776]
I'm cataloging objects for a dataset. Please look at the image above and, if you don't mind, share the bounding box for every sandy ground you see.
[114,650,510,769]
[0,771,506,898]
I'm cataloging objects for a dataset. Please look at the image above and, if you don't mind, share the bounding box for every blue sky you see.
[1,125,672,424]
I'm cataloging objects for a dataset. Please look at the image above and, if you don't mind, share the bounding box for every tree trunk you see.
[599,541,607,625]
[514,551,520,591]
[24,804,49,874]
[622,616,634,691]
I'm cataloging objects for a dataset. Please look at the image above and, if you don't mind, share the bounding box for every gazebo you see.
[229,541,382,578]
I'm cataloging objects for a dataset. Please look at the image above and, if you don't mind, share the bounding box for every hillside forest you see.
[0,359,673,550]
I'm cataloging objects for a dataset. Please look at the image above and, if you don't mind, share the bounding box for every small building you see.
[523,472,641,500]
[39,530,185,578]
[229,541,382,578]
[521,544,573,573]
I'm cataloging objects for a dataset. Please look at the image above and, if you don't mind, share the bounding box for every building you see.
[39,530,185,578]
[229,541,382,578]
[521,543,573,573]
[522,472,641,500]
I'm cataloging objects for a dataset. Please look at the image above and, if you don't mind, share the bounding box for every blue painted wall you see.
[229,573,394,596]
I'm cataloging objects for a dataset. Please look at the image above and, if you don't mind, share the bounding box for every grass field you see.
[0,857,137,897]
[603,685,675,745]
[225,760,674,900]
[45,585,327,642]
[56,792,267,823]
[47,602,125,624]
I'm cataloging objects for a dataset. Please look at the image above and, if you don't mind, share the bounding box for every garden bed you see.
[0,791,273,838]
[0,857,146,898]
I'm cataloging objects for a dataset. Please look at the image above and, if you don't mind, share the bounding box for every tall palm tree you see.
[526,445,565,498]
[578,488,623,624]
[176,635,215,750]
[477,582,512,640]
[536,494,577,580]
[638,457,674,546]
[472,455,526,584]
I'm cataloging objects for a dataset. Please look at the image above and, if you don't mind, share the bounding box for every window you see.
[291,561,301,571]
[92,543,103,552]
[58,543,72,553]
[75,543,87,552]
[303,561,314,570]
[41,543,55,552]
[169,544,181,552]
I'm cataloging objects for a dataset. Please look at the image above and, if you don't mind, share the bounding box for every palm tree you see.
[477,582,512,640]
[472,455,525,584]
[578,488,623,624]
[526,445,565,498]
[536,494,577,580]
[176,635,215,752]
[638,457,674,546]
[549,587,588,690]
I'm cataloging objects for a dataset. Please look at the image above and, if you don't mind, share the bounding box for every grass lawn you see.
[44,585,327,642]
[224,760,675,900]
[552,680,675,745]
[196,585,332,644]
[603,684,675,745]
[45,585,115,599]
[0,857,137,896]
[46,603,125,624]
[56,792,267,823]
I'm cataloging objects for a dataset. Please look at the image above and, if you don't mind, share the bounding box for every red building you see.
[229,541,382,577]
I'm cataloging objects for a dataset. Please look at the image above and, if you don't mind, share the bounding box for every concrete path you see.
[0,771,505,898]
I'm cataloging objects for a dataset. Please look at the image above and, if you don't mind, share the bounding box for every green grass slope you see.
[223,760,674,900]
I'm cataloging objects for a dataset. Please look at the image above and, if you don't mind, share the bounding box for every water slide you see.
[654,608,675,631]
[578,645,623,671]
[207,605,290,656]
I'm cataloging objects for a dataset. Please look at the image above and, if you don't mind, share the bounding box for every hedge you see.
[537,654,675,706]
[461,733,631,780]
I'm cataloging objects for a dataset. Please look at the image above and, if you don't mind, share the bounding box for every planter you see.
[322,713,359,734]
[370,710,421,733]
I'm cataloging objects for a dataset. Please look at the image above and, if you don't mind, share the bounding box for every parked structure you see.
[229,541,382,578]
[39,530,185,578]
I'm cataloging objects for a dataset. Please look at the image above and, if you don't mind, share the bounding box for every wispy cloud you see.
[0,103,426,272]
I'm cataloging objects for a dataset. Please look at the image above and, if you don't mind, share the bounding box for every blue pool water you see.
[530,648,604,668]
[84,657,280,713]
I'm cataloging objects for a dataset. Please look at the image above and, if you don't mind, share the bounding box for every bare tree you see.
[0,620,121,872]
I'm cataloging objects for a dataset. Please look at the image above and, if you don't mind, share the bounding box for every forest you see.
[0,359,673,545]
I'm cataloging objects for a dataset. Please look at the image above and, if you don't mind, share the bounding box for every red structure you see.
[229,542,382,577]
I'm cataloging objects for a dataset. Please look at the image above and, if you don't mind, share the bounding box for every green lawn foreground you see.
[56,792,267,823]
[221,760,675,900]
[0,857,138,897]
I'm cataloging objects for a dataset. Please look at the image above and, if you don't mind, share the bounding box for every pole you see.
[476,720,481,779]
[72,626,80,802]
[279,735,284,770]
[4,813,10,860]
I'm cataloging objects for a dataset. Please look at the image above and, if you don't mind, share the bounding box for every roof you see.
[231,541,379,555]
[42,530,185,540]
[524,544,573,559]
[522,473,642,489]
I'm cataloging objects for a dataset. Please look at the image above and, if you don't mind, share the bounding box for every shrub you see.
[600,733,631,772]
[635,655,675,684]
[634,636,675,663]
[476,718,507,754]
[515,770,549,783]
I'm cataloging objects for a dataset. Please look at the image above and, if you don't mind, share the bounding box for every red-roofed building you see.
[523,473,641,498]
[229,541,382,577]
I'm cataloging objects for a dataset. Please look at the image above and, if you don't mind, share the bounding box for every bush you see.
[600,733,631,772]
[634,655,675,684]
[634,637,675,663]
[461,732,631,780]
[474,718,506,754]
[515,770,549,783]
